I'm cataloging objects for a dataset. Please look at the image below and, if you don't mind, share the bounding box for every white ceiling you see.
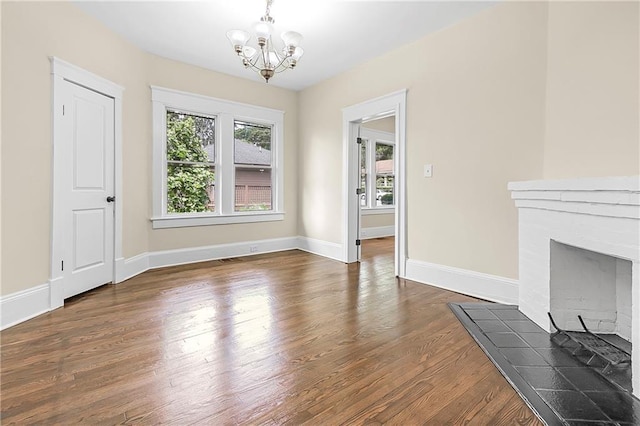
[74,0,496,91]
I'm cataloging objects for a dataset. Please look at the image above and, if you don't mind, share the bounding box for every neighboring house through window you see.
[151,87,284,228]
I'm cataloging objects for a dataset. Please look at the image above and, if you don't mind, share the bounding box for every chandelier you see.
[226,0,303,83]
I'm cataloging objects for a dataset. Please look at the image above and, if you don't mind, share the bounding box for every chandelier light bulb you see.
[290,47,304,61]
[253,20,274,41]
[226,30,250,51]
[242,46,257,60]
[281,31,303,49]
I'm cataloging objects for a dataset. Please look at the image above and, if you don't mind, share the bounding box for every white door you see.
[61,80,115,298]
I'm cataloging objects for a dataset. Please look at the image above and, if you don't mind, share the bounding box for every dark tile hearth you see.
[450,303,639,426]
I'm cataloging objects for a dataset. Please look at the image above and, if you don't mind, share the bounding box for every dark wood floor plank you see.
[1,237,541,424]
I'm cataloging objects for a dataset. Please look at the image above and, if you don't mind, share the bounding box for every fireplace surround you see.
[509,176,640,396]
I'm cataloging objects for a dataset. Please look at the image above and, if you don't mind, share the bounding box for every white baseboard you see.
[1,283,51,330]
[296,236,344,262]
[361,226,395,239]
[405,259,518,305]
[149,237,299,270]
[116,253,149,283]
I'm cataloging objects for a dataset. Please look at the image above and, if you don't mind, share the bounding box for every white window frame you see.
[360,128,395,215]
[151,86,284,229]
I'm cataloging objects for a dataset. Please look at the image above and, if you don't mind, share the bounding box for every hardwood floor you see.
[1,238,542,425]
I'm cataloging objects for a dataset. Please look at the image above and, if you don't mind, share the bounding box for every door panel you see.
[63,81,114,299]
[74,97,106,190]
[73,209,105,270]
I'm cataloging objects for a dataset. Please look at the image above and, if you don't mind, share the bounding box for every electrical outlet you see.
[249,245,258,253]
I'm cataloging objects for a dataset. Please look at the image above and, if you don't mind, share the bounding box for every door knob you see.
[106,196,116,203]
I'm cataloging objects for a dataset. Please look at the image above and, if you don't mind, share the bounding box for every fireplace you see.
[509,176,640,396]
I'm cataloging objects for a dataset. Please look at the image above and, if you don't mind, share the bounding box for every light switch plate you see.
[424,164,433,178]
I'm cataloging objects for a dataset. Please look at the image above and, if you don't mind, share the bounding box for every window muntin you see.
[151,87,284,228]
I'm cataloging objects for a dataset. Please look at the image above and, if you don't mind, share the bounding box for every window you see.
[152,87,284,228]
[234,121,272,211]
[166,111,216,213]
[359,128,395,211]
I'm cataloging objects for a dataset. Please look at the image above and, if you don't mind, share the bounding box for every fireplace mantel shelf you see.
[509,176,640,220]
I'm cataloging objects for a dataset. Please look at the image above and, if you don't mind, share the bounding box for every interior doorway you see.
[50,57,124,310]
[342,90,407,277]
[358,118,396,261]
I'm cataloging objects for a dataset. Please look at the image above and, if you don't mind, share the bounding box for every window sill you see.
[151,212,285,229]
[361,207,395,216]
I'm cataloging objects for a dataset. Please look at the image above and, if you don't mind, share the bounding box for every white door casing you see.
[342,90,407,277]
[61,81,115,298]
[50,58,124,309]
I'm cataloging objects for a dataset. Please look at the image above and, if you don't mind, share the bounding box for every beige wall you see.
[1,2,298,296]
[543,2,639,178]
[362,213,393,229]
[2,1,149,295]
[299,2,548,279]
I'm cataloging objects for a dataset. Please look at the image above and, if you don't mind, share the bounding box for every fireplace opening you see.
[550,240,633,345]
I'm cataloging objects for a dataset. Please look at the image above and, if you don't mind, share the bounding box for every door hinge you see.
[62,105,65,116]
[61,260,64,271]
[356,239,361,246]
[356,137,363,145]
[356,188,364,195]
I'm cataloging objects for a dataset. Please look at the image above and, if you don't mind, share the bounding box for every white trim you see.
[508,175,639,192]
[1,284,51,330]
[405,259,519,305]
[296,237,344,262]
[509,176,640,220]
[151,212,284,229]
[115,254,150,283]
[342,90,407,277]
[149,237,298,269]
[50,57,124,309]
[361,226,395,239]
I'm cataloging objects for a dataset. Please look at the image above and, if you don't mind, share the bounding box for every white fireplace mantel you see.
[509,175,640,395]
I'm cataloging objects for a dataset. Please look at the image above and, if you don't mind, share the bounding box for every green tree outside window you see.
[166,111,216,213]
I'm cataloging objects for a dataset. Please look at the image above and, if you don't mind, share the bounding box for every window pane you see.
[166,164,215,213]
[167,110,215,162]
[235,167,272,211]
[375,143,394,206]
[234,121,271,165]
[360,143,367,207]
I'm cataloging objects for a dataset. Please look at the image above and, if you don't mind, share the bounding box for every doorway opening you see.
[359,118,396,261]
[342,90,407,277]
